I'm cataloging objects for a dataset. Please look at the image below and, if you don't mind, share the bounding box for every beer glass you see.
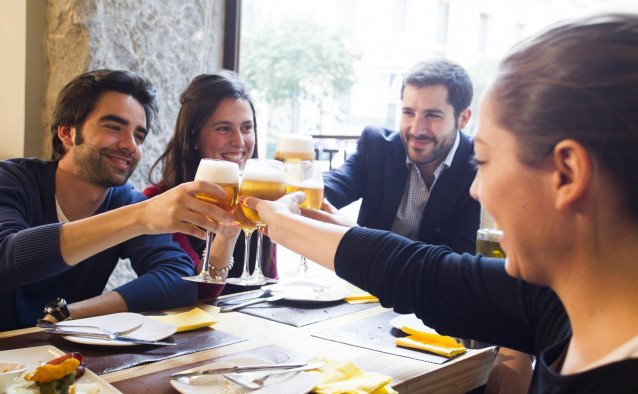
[476,228,506,258]
[284,160,324,275]
[225,202,257,286]
[182,159,239,284]
[274,134,315,162]
[239,159,286,285]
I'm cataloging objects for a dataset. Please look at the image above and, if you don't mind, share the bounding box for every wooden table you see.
[0,257,496,393]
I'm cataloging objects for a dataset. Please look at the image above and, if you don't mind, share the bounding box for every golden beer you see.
[233,206,257,232]
[194,159,240,221]
[476,228,506,258]
[240,180,286,224]
[274,134,315,162]
[196,183,239,212]
[286,183,324,209]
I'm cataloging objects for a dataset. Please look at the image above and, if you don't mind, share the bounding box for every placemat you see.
[112,344,311,393]
[312,310,466,365]
[207,294,378,327]
[0,327,246,374]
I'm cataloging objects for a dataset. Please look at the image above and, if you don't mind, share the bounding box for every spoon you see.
[224,361,325,390]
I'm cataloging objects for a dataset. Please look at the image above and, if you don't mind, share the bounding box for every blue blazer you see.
[324,126,480,254]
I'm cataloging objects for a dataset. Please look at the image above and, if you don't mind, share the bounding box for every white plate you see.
[262,280,349,303]
[0,345,121,393]
[389,313,439,335]
[57,312,176,346]
[170,357,317,394]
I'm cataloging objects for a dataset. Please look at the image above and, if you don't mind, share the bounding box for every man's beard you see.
[72,131,137,188]
[403,125,457,166]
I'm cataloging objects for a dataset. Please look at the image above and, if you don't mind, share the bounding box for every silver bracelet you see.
[210,256,234,275]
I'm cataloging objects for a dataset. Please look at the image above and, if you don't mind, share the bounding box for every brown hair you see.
[50,70,158,160]
[401,58,473,118]
[490,13,638,219]
[148,71,257,188]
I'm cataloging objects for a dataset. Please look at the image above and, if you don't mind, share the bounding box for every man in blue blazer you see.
[324,59,480,254]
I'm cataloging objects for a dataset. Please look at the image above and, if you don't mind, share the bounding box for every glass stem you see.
[253,225,266,277]
[240,229,254,279]
[201,230,214,278]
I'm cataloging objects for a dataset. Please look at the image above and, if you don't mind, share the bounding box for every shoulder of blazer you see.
[358,126,406,160]
[450,132,475,176]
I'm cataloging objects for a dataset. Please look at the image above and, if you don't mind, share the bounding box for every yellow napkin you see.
[345,287,379,304]
[307,357,397,394]
[395,326,467,357]
[149,307,217,332]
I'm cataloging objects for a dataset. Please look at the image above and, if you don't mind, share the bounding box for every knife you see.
[45,329,176,345]
[165,361,308,380]
[219,293,284,312]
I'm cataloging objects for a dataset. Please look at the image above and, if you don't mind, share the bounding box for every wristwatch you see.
[43,298,71,322]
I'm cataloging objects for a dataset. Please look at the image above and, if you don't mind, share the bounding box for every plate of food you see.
[261,281,349,303]
[55,312,176,346]
[169,357,317,394]
[0,345,121,393]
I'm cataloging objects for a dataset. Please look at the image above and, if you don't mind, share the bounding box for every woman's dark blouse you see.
[335,227,637,393]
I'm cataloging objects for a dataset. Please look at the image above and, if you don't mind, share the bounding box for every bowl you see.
[0,362,27,392]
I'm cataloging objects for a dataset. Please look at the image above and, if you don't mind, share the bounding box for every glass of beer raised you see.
[239,159,286,285]
[274,134,315,162]
[182,159,239,284]
[284,160,324,275]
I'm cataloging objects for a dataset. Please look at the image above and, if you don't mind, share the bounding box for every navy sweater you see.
[0,158,197,331]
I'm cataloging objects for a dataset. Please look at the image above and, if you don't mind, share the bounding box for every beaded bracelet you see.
[210,256,234,275]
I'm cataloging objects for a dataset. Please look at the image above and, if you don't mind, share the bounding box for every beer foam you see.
[275,134,314,154]
[195,159,239,183]
[242,166,286,183]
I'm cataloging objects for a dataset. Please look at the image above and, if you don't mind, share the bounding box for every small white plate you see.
[170,357,317,394]
[389,313,439,334]
[57,312,176,346]
[1,345,121,393]
[262,281,349,303]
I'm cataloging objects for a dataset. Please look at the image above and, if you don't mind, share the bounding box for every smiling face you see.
[470,95,559,284]
[196,98,255,171]
[400,84,469,169]
[68,91,147,188]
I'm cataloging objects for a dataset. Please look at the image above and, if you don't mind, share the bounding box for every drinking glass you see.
[225,207,257,286]
[239,159,286,285]
[476,228,506,258]
[274,134,315,162]
[284,160,324,276]
[182,159,239,284]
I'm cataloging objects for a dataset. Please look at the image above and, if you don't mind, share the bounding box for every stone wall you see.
[45,0,225,191]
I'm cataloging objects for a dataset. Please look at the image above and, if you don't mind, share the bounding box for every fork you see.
[224,361,325,390]
[36,319,143,339]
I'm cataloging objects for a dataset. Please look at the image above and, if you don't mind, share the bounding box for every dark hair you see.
[491,13,638,220]
[401,58,473,118]
[50,69,158,160]
[148,71,257,188]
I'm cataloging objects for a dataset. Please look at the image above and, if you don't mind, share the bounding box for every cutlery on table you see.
[216,289,274,307]
[165,361,308,381]
[37,319,143,339]
[224,361,325,390]
[44,329,176,345]
[219,293,284,312]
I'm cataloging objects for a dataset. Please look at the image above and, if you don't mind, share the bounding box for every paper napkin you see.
[149,307,217,332]
[344,287,379,304]
[395,326,467,357]
[307,357,397,394]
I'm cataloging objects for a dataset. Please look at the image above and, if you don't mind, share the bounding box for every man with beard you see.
[324,59,480,254]
[0,70,234,330]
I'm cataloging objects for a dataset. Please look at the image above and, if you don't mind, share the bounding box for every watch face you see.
[44,297,66,313]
